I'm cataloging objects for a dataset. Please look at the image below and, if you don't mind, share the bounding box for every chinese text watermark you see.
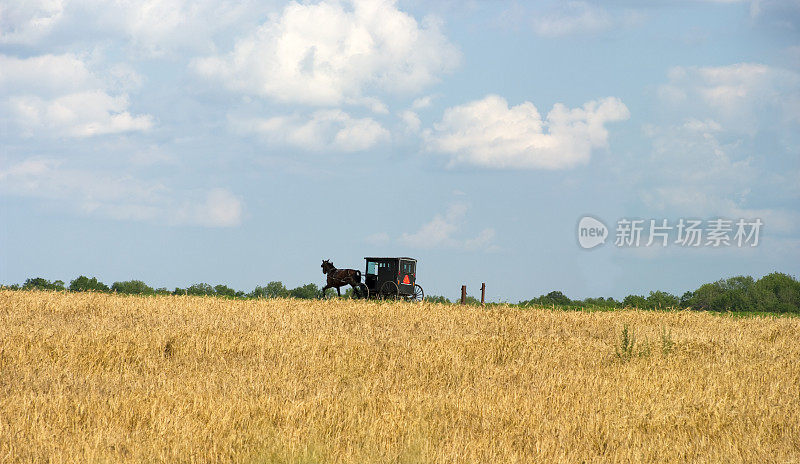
[578,217,762,249]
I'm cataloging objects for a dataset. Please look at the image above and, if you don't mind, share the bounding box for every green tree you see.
[426,295,450,304]
[69,276,109,293]
[213,284,236,298]
[679,291,694,308]
[622,294,648,309]
[690,282,726,311]
[186,283,214,296]
[719,276,756,312]
[542,290,571,306]
[251,281,289,298]
[753,272,800,313]
[646,291,679,309]
[582,297,621,309]
[689,276,757,312]
[465,295,482,306]
[290,283,319,299]
[111,280,154,295]
[22,277,65,291]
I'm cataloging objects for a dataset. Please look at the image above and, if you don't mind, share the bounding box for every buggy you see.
[355,257,424,301]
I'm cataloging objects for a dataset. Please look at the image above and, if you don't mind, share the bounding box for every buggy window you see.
[401,261,415,274]
[367,261,378,275]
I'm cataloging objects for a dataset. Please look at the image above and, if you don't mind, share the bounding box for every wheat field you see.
[0,290,798,463]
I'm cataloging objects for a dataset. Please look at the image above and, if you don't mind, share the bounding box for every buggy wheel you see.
[410,284,424,302]
[380,281,399,300]
[353,283,369,300]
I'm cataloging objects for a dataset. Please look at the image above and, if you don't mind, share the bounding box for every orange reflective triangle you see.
[402,275,410,284]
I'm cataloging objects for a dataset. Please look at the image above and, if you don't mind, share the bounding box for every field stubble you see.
[0,291,798,463]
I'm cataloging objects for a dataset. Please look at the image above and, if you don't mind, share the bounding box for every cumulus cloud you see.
[399,203,496,251]
[425,94,629,169]
[399,110,421,133]
[0,0,64,44]
[112,0,204,54]
[0,54,153,137]
[0,0,265,55]
[412,95,434,109]
[659,63,800,129]
[0,159,242,227]
[748,0,800,30]
[194,0,460,107]
[633,62,800,241]
[638,121,799,235]
[183,188,243,228]
[0,53,95,94]
[232,110,389,152]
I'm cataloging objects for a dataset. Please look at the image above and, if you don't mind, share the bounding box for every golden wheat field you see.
[1,290,799,463]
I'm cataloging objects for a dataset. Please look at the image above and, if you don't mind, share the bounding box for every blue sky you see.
[1,0,798,301]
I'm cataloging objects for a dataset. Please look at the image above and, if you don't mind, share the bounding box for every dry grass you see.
[1,290,799,463]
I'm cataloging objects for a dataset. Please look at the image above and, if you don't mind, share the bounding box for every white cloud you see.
[0,0,267,55]
[0,53,95,95]
[189,188,243,228]
[233,110,389,152]
[0,0,64,44]
[0,54,153,137]
[412,95,434,109]
[638,122,799,235]
[113,0,199,54]
[425,94,629,169]
[8,91,153,138]
[399,110,421,133]
[748,0,800,30]
[532,1,613,37]
[0,159,242,227]
[399,203,496,251]
[530,2,644,37]
[194,0,460,107]
[635,62,800,240]
[659,63,800,129]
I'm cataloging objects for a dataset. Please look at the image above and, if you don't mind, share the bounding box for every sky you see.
[1,0,798,302]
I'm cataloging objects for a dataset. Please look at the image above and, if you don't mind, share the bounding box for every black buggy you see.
[354,257,424,301]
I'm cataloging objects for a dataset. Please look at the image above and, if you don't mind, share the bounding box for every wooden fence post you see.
[460,285,467,305]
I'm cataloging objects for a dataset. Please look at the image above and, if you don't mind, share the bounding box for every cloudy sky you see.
[1,0,798,301]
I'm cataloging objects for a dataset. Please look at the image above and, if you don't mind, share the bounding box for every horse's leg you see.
[321,284,331,299]
[336,286,341,297]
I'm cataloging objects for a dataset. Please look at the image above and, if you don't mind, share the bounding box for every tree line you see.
[3,277,324,300]
[516,273,799,313]
[2,272,798,313]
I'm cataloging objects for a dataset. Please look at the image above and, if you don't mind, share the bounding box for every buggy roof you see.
[364,257,416,262]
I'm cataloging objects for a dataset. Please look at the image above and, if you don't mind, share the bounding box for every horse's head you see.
[321,259,333,273]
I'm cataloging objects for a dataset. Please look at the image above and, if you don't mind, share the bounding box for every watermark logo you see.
[577,216,763,249]
[577,216,608,249]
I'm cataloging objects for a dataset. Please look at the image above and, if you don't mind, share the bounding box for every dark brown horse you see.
[321,259,361,297]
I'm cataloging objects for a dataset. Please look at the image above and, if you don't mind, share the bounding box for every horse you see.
[321,259,362,297]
